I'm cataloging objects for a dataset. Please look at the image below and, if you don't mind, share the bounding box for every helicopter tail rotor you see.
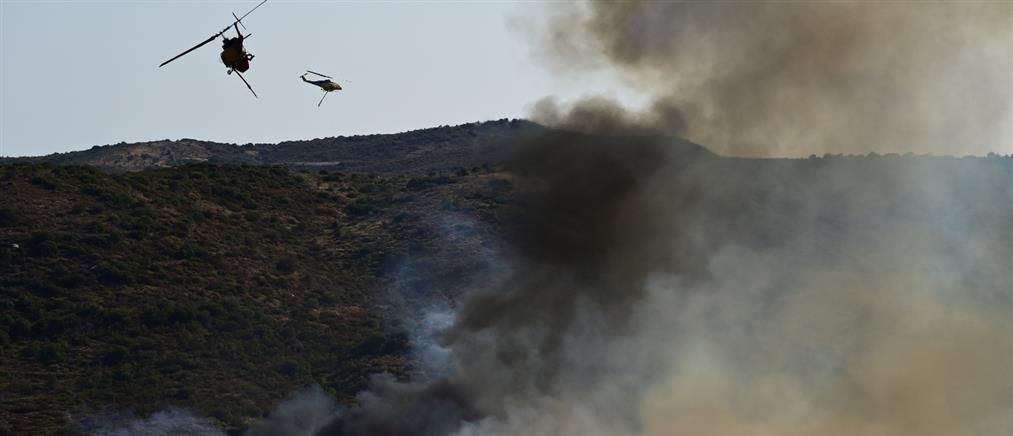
[232,12,248,31]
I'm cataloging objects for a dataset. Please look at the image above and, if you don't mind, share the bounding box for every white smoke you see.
[88,407,225,436]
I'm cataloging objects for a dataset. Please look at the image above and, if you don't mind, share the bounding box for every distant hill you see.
[0,163,517,433]
[7,147,1013,433]
[0,123,722,433]
[2,120,553,174]
[21,123,1013,434]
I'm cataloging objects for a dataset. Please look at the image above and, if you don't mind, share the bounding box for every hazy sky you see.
[0,0,638,157]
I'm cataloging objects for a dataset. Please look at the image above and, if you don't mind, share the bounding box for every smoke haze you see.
[246,3,1013,435]
[297,129,1013,435]
[526,1,1013,156]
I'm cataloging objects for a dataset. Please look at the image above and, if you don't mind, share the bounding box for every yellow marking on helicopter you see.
[301,71,346,106]
[158,0,266,98]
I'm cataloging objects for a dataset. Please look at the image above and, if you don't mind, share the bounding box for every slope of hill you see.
[0,162,516,433]
[5,140,261,173]
[9,123,1012,435]
[2,120,549,174]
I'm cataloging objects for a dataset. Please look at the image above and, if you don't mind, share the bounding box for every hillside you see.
[2,120,546,174]
[1,124,717,434]
[0,162,517,433]
[5,124,1013,434]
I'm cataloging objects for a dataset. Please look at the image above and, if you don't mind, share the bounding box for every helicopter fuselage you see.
[314,80,342,92]
[301,75,341,91]
[221,37,251,72]
[157,0,265,98]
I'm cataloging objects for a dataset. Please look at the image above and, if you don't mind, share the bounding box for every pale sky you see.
[0,0,640,157]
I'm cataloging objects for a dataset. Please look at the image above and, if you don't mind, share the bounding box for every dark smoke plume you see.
[297,126,1013,435]
[527,1,1013,156]
[247,3,1013,435]
[307,127,717,436]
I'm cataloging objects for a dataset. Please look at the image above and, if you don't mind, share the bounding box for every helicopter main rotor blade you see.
[235,0,268,25]
[318,91,329,107]
[235,70,258,98]
[158,0,266,68]
[306,70,332,79]
[159,33,221,68]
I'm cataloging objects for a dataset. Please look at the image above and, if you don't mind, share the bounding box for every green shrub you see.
[26,232,58,257]
[0,208,20,227]
[275,256,297,274]
[344,198,375,216]
[102,346,128,366]
[37,342,69,364]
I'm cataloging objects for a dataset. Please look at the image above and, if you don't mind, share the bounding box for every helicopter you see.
[301,71,344,106]
[158,0,268,98]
